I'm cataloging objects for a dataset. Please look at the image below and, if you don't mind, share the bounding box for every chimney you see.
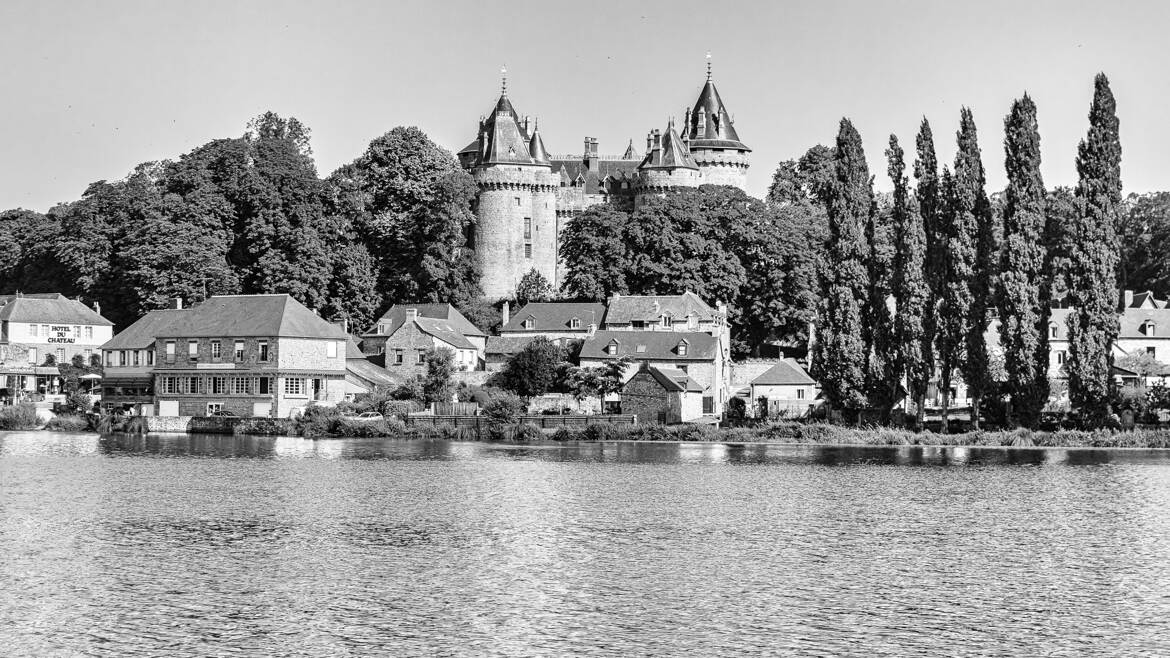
[502,301,510,327]
[406,308,418,321]
[608,292,620,305]
[645,132,653,155]
[587,322,597,336]
[93,301,102,316]
[170,298,183,310]
[1124,290,1135,308]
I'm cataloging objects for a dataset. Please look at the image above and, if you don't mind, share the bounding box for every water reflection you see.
[77,433,1170,466]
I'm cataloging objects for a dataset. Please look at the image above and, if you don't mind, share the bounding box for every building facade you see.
[458,65,750,299]
[1,293,113,402]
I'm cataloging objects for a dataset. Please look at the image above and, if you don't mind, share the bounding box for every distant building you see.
[0,293,112,402]
[620,362,704,424]
[136,295,348,418]
[749,359,817,418]
[362,304,486,371]
[499,301,606,340]
[99,308,186,414]
[458,64,750,299]
[343,337,400,400]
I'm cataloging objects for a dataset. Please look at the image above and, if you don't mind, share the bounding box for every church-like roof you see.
[685,76,750,153]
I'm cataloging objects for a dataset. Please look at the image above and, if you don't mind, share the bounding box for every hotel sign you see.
[47,325,76,344]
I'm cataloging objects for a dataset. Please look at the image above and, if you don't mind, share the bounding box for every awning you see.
[34,367,61,375]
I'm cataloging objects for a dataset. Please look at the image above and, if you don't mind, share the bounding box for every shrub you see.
[0,403,39,430]
[551,427,583,441]
[44,414,90,432]
[511,422,544,442]
[582,423,624,441]
[381,400,422,418]
[482,392,525,424]
[297,404,342,439]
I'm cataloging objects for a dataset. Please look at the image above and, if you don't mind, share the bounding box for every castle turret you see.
[457,70,560,300]
[634,117,700,207]
[684,59,751,191]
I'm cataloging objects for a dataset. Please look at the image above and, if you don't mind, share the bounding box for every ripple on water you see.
[1,432,1169,656]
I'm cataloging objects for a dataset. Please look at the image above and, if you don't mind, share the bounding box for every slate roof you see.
[151,295,348,339]
[1118,308,1170,338]
[639,119,698,171]
[0,294,113,326]
[414,317,477,350]
[579,330,718,361]
[369,304,485,338]
[651,366,704,392]
[346,358,400,388]
[486,335,538,356]
[604,292,720,324]
[1130,291,1165,308]
[685,79,750,152]
[461,93,543,167]
[101,309,188,350]
[345,337,365,359]
[551,159,641,195]
[751,359,815,386]
[502,302,606,333]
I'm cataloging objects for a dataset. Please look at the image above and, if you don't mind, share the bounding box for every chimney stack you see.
[93,301,102,316]
[1124,290,1135,308]
[501,301,510,327]
[406,308,418,321]
[170,298,183,310]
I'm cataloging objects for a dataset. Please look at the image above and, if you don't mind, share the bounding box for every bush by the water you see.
[44,414,91,432]
[296,404,410,438]
[0,403,39,430]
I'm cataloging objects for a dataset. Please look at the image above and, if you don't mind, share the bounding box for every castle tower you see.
[683,58,751,191]
[634,117,700,208]
[457,71,559,300]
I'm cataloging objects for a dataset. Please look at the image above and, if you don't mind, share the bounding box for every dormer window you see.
[677,341,688,356]
[569,317,581,330]
[687,314,698,329]
[660,315,671,328]
[523,317,536,330]
[635,345,647,353]
[1144,321,1156,336]
[1049,324,1058,339]
[605,341,619,356]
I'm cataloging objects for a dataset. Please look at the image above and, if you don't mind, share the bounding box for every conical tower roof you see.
[621,139,640,160]
[686,71,750,152]
[528,119,550,164]
[639,119,698,171]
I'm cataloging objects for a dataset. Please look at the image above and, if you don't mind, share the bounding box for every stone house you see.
[620,363,703,424]
[499,301,605,340]
[579,329,727,416]
[362,304,485,370]
[1,293,113,401]
[99,308,186,414]
[144,295,348,418]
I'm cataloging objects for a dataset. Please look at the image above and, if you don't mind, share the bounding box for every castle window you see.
[524,218,532,240]
[525,244,532,259]
[696,110,706,138]
[514,197,521,206]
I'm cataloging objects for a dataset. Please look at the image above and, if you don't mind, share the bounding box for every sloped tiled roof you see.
[653,366,704,392]
[0,294,113,326]
[579,330,717,361]
[100,309,188,350]
[639,120,698,171]
[152,295,348,339]
[1130,291,1165,308]
[346,358,401,389]
[751,359,815,386]
[414,317,477,350]
[551,159,641,195]
[686,79,750,152]
[1118,308,1170,338]
[369,304,485,338]
[345,336,365,359]
[502,302,606,333]
[604,292,719,324]
[486,335,538,356]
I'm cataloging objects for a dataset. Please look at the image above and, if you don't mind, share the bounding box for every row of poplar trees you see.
[813,74,1123,430]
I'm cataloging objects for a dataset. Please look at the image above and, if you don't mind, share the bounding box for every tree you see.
[998,95,1050,427]
[914,119,943,421]
[336,127,481,307]
[515,268,554,305]
[865,173,898,420]
[1118,192,1170,294]
[497,337,566,398]
[421,347,455,404]
[559,205,631,300]
[888,136,929,428]
[812,119,872,411]
[566,356,633,412]
[1067,74,1123,423]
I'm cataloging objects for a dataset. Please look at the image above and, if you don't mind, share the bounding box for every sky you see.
[1,0,1168,212]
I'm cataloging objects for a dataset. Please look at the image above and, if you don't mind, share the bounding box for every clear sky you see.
[2,0,1167,212]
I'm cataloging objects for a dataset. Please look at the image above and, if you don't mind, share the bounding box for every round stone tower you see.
[633,118,701,209]
[683,63,751,191]
[457,82,559,300]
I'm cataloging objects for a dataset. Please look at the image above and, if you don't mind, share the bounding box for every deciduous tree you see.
[888,136,929,427]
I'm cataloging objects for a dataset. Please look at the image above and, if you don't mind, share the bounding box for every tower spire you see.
[501,64,508,96]
[706,51,712,82]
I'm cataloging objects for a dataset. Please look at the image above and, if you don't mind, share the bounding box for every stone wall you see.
[380,322,435,377]
[473,167,560,300]
[620,370,677,424]
[691,150,750,191]
[277,338,346,371]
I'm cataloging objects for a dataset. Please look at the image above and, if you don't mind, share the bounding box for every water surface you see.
[2,432,1169,656]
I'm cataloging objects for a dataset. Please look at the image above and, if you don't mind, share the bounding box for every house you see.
[749,359,817,418]
[620,362,704,424]
[484,335,538,371]
[99,308,186,414]
[344,337,400,399]
[362,304,485,371]
[138,295,348,418]
[499,301,606,339]
[1046,292,1170,380]
[579,329,727,415]
[1,293,113,402]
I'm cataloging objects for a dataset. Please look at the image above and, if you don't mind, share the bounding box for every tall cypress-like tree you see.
[1067,74,1122,422]
[949,108,996,430]
[998,95,1050,427]
[888,136,929,428]
[913,120,942,427]
[812,119,871,411]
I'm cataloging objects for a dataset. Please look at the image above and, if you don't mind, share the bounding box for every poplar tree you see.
[913,120,942,427]
[943,109,995,430]
[888,136,929,428]
[812,119,871,412]
[935,165,967,433]
[1067,74,1122,422]
[998,95,1050,427]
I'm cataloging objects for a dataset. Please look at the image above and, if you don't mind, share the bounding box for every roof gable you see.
[604,293,719,325]
[0,295,114,326]
[372,304,485,337]
[751,359,815,386]
[580,330,717,361]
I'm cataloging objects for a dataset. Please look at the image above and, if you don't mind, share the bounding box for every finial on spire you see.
[706,51,712,81]
[501,64,508,96]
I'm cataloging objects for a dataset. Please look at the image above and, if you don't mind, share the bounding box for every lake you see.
[2,432,1169,656]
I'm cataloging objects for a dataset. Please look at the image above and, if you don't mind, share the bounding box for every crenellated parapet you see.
[474,167,559,192]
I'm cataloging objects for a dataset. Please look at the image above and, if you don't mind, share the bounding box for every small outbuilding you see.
[750,358,817,418]
[620,362,704,424]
